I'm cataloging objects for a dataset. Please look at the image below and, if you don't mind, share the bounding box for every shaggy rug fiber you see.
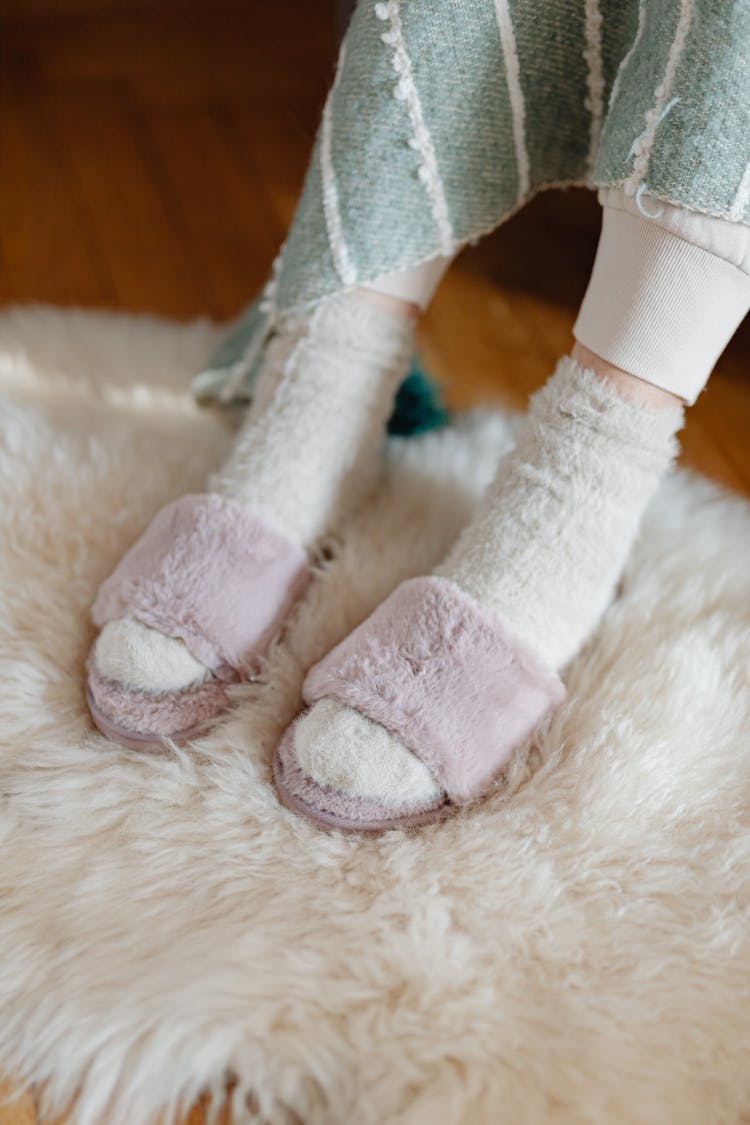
[1,307,750,1125]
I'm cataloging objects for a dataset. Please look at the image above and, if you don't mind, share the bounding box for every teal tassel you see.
[386,357,450,436]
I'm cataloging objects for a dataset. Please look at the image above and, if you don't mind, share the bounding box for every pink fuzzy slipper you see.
[87,494,310,751]
[273,576,565,833]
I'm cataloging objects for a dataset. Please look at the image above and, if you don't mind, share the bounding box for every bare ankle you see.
[572,342,684,412]
[353,286,420,322]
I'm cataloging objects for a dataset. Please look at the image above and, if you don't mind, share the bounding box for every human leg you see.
[275,191,750,831]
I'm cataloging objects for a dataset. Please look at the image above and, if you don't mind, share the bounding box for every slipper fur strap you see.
[92,494,309,676]
[303,576,566,803]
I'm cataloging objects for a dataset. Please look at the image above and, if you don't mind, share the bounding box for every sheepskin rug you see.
[2,306,750,1125]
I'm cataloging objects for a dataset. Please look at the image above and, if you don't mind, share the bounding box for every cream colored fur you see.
[2,306,750,1125]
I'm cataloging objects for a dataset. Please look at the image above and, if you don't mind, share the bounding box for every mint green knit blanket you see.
[194,0,750,429]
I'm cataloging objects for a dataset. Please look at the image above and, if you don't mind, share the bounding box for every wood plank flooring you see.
[1,2,749,1121]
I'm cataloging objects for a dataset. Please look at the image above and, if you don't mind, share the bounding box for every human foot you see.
[274,575,565,831]
[87,292,414,748]
[274,357,684,831]
[86,493,310,748]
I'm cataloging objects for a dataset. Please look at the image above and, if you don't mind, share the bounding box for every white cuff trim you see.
[363,256,453,309]
[574,206,750,403]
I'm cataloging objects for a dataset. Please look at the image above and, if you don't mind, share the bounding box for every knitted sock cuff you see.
[279,291,414,366]
[526,356,684,472]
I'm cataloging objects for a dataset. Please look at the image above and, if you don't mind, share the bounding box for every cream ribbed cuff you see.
[574,205,750,404]
[364,255,453,309]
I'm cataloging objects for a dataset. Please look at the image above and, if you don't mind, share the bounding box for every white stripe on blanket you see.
[494,0,530,202]
[321,43,357,286]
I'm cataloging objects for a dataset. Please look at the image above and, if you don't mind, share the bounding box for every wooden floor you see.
[1,1,750,1121]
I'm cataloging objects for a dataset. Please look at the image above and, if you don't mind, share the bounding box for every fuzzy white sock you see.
[95,293,413,693]
[210,293,413,543]
[437,356,683,668]
[294,356,685,804]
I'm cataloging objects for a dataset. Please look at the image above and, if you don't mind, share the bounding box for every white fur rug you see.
[2,307,750,1125]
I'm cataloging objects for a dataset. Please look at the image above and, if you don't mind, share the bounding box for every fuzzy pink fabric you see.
[92,494,310,676]
[303,576,566,804]
[86,661,232,741]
